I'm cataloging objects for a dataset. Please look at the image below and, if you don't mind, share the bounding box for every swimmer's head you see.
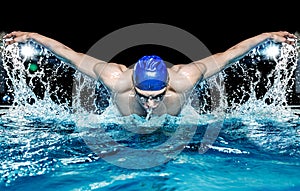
[133,55,168,91]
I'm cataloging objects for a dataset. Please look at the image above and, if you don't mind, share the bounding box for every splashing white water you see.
[0,37,298,124]
[231,41,298,120]
[189,39,299,122]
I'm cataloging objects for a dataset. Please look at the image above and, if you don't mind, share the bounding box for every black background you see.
[1,2,299,59]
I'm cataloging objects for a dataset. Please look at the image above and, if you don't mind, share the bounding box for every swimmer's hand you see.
[3,31,33,45]
[268,31,297,45]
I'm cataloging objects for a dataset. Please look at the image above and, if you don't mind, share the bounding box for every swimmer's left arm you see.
[192,31,297,80]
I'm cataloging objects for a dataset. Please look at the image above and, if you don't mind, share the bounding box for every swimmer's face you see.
[134,87,166,110]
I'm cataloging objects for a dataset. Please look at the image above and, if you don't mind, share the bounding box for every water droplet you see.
[2,95,11,102]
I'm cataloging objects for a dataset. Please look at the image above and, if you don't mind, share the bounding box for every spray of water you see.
[231,40,298,120]
[0,33,299,185]
[145,108,153,121]
[0,36,298,129]
[189,39,299,121]
[1,39,76,123]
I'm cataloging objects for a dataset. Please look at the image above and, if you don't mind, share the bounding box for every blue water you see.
[1,37,300,190]
[1,109,300,191]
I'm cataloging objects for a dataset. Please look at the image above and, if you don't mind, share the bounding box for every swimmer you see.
[3,31,297,118]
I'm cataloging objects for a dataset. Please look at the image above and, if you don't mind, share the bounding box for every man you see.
[3,31,297,118]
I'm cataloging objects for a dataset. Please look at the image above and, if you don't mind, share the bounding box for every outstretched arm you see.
[174,31,297,90]
[197,31,297,79]
[3,31,126,90]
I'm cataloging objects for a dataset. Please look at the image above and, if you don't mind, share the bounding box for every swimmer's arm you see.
[4,31,79,64]
[193,31,297,80]
[3,31,126,90]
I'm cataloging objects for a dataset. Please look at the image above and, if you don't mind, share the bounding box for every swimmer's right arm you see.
[3,31,125,90]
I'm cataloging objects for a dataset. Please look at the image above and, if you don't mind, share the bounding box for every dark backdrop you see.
[2,2,299,57]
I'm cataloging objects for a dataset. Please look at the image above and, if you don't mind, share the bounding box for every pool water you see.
[1,37,300,190]
[1,107,300,191]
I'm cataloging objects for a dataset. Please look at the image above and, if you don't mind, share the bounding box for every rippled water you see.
[0,37,300,190]
[1,109,300,191]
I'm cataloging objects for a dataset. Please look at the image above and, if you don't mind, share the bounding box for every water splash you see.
[145,108,153,121]
[186,38,300,158]
[1,39,76,121]
[231,40,298,120]
[0,35,299,185]
[1,37,298,121]
[190,38,299,120]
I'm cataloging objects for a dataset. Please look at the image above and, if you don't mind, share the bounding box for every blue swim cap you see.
[133,55,168,91]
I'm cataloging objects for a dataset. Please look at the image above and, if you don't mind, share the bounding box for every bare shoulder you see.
[96,62,131,92]
[107,62,128,72]
[167,65,195,93]
[111,66,133,92]
[169,64,185,72]
[168,62,206,93]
